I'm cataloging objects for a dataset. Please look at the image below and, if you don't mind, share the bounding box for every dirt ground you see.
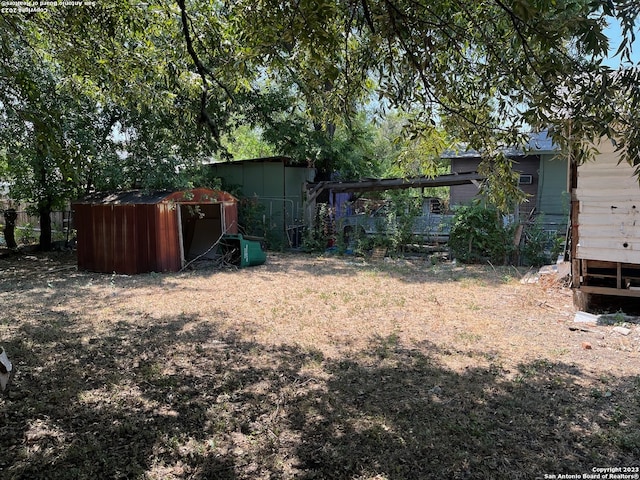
[0,251,638,479]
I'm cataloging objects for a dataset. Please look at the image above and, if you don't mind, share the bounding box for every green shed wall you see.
[209,159,314,247]
[537,154,569,233]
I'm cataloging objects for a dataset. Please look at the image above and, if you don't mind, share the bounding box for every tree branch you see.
[176,0,233,143]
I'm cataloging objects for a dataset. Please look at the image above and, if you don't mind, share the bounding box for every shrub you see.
[302,203,334,252]
[520,217,551,267]
[449,204,514,264]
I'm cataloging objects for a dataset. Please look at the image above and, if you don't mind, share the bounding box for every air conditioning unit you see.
[518,174,533,185]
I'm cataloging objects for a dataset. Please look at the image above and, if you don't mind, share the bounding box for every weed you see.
[373,332,401,359]
[457,331,482,342]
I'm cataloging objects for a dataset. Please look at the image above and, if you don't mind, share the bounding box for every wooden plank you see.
[578,225,640,237]
[309,171,485,194]
[570,172,580,288]
[579,210,640,221]
[571,258,580,288]
[581,200,640,210]
[583,272,640,282]
[578,147,624,164]
[579,285,640,298]
[575,189,640,201]
[584,259,627,269]
[617,262,622,289]
[577,176,639,190]
[578,237,640,249]
[578,161,632,173]
[576,247,640,264]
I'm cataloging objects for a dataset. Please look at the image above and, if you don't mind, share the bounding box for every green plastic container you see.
[220,234,266,267]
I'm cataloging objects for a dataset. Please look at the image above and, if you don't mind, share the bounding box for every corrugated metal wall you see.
[576,141,640,264]
[209,158,314,247]
[536,154,569,234]
[75,203,181,274]
[74,189,237,274]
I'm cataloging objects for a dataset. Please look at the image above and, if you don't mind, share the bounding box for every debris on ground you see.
[612,326,632,336]
[574,311,599,324]
[520,261,570,285]
[569,326,601,334]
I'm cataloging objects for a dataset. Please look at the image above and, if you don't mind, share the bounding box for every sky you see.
[603,17,640,67]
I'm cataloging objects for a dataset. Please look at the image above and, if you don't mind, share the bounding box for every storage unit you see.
[571,139,640,308]
[73,188,238,274]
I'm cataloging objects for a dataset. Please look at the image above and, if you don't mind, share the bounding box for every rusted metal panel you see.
[223,200,239,234]
[111,205,137,275]
[92,205,111,273]
[155,203,181,272]
[74,204,95,272]
[135,205,155,273]
[73,188,238,274]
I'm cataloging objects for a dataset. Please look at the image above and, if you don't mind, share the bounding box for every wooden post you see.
[569,160,580,289]
[573,290,591,311]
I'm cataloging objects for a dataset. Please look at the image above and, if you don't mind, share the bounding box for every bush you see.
[520,217,551,267]
[449,205,514,264]
[238,197,267,238]
[302,203,334,253]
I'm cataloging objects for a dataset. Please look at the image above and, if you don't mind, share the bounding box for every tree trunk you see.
[39,206,52,251]
[35,140,53,251]
[3,209,17,249]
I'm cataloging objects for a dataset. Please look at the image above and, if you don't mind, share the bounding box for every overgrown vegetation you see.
[302,203,334,253]
[520,216,554,267]
[449,204,515,264]
[237,197,267,238]
[305,198,558,268]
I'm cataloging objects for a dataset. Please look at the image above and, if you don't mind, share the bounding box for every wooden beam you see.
[307,172,485,195]
[579,285,640,298]
[569,160,580,288]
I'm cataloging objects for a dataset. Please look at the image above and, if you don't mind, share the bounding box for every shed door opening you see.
[180,203,224,260]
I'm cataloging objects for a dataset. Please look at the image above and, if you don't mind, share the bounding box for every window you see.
[518,174,533,185]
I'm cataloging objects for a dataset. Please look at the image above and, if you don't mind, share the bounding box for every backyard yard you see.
[0,251,638,479]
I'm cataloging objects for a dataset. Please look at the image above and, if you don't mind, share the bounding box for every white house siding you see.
[576,140,640,264]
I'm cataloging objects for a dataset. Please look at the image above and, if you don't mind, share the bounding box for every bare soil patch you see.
[1,251,639,479]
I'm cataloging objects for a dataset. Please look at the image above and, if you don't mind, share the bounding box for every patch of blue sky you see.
[603,17,639,67]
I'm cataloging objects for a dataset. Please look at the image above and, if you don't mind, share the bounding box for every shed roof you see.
[73,188,236,205]
[209,156,311,167]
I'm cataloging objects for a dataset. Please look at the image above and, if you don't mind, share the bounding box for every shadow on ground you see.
[0,313,638,480]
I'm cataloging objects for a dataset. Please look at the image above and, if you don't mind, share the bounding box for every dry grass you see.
[0,251,639,479]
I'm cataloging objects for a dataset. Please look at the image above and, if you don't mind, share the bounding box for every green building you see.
[209,156,316,248]
[448,132,569,236]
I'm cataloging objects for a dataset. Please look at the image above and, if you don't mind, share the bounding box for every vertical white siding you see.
[576,140,640,263]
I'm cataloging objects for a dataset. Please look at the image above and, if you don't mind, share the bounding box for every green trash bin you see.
[220,234,267,267]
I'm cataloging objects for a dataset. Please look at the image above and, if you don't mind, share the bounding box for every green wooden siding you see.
[537,154,569,233]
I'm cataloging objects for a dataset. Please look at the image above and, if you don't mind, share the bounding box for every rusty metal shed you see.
[73,188,238,274]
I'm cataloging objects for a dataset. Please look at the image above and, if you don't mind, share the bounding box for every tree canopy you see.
[0,0,638,247]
